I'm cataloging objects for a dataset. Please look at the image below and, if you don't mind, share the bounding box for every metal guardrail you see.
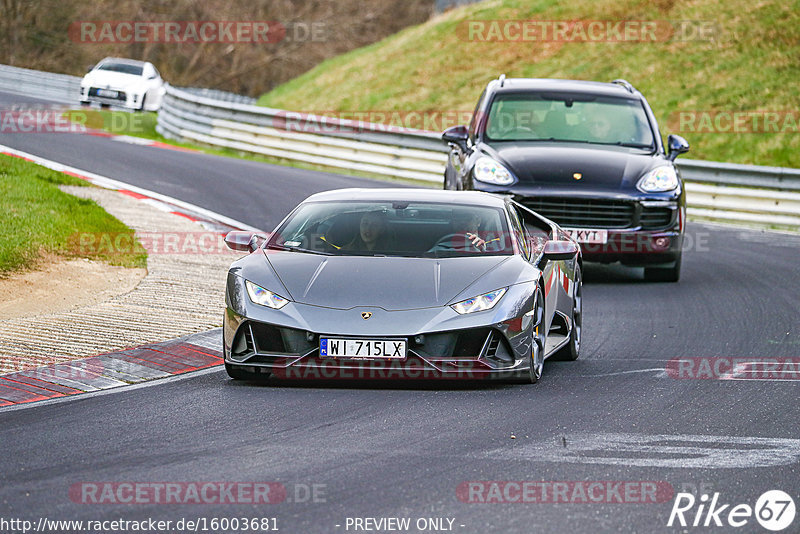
[156,84,447,182]
[156,84,800,230]
[0,64,257,109]
[678,159,800,191]
[179,87,257,106]
[686,183,800,228]
[0,64,82,104]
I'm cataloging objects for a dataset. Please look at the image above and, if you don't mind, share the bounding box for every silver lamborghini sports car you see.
[223,189,582,383]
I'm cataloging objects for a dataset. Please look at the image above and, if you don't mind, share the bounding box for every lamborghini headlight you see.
[637,166,679,192]
[451,288,507,315]
[473,157,515,185]
[245,280,289,309]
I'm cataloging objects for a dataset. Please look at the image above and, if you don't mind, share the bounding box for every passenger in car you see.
[344,211,393,252]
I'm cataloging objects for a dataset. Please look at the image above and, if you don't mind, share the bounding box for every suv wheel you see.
[644,255,682,282]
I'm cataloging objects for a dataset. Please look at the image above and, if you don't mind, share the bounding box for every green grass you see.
[257,0,800,168]
[0,154,147,276]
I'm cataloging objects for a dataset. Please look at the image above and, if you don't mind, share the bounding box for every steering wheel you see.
[430,233,482,251]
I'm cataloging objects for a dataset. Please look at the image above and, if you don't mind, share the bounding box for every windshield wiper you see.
[541,139,653,148]
[492,138,593,144]
[340,252,390,257]
[588,141,654,149]
[614,142,655,149]
[266,244,332,256]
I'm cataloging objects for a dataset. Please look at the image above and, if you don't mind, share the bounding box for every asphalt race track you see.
[1,92,799,533]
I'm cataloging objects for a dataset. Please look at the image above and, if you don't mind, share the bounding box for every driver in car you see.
[454,211,487,249]
[584,107,620,143]
[450,210,501,251]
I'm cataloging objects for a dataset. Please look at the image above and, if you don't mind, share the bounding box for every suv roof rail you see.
[498,74,506,87]
[610,79,635,93]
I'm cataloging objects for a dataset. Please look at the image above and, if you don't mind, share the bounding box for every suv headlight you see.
[637,166,679,192]
[245,280,289,309]
[451,288,507,315]
[473,157,515,185]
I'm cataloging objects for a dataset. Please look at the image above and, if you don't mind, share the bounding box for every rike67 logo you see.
[668,490,796,531]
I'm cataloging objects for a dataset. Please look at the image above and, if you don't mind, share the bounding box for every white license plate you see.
[97,89,118,98]
[563,228,608,244]
[320,338,407,359]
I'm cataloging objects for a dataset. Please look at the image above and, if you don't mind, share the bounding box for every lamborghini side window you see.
[507,206,530,259]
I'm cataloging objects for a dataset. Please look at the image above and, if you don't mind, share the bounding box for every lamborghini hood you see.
[265,252,511,311]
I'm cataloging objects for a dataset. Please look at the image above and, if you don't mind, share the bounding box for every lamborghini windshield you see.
[484,93,655,148]
[268,201,514,257]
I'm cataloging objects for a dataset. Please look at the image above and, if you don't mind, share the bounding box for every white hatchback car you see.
[80,58,166,111]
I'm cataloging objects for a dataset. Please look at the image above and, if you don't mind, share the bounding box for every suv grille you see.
[639,207,674,229]
[522,198,634,228]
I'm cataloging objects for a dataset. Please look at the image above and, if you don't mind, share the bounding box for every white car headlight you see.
[451,288,507,315]
[473,157,515,185]
[245,280,289,309]
[637,166,679,192]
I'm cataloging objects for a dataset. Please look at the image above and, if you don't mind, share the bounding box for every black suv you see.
[442,77,689,282]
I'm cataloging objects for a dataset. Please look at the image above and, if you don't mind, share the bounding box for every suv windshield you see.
[268,201,514,258]
[97,62,144,76]
[484,93,654,147]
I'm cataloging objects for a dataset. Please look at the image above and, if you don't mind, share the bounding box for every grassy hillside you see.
[258,0,800,168]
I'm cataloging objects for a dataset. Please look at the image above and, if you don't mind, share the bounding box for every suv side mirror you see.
[442,125,469,152]
[86,64,95,73]
[666,134,690,161]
